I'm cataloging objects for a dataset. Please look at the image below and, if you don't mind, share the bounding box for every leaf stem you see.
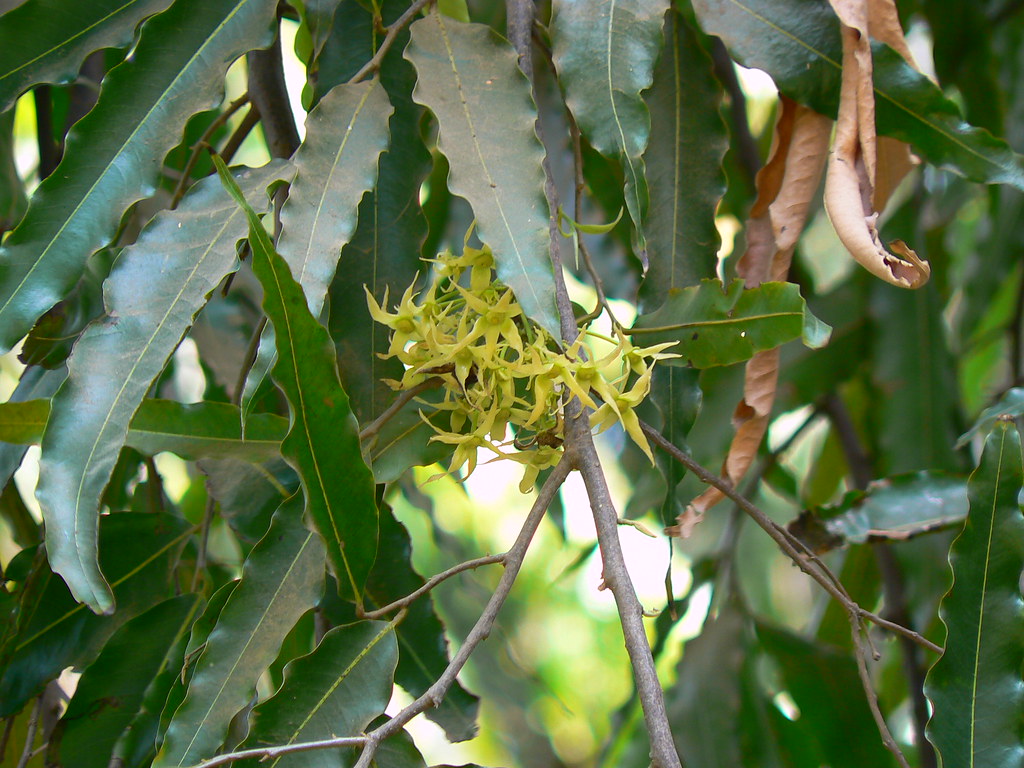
[170,95,249,210]
[346,0,439,85]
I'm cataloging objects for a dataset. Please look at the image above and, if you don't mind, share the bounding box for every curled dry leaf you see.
[669,99,830,537]
[824,0,930,289]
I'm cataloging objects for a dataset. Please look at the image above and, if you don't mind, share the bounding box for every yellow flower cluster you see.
[365,243,677,491]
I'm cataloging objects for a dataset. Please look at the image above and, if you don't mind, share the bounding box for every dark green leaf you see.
[36,162,287,614]
[0,0,174,112]
[404,14,560,337]
[216,154,379,603]
[0,513,191,718]
[691,0,1024,190]
[154,495,326,768]
[640,6,725,308]
[54,595,202,768]
[0,0,279,354]
[237,620,399,768]
[758,622,895,767]
[551,0,668,255]
[925,420,1024,767]
[0,108,25,233]
[629,279,830,368]
[788,472,968,553]
[200,455,298,545]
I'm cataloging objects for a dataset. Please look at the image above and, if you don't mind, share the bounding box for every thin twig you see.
[190,495,217,593]
[351,458,572,767]
[232,316,267,404]
[0,717,14,764]
[358,553,505,619]
[358,377,443,442]
[848,612,912,768]
[247,32,301,160]
[14,697,42,768]
[220,106,261,166]
[188,459,571,768]
[171,95,249,209]
[346,0,438,85]
[640,421,943,655]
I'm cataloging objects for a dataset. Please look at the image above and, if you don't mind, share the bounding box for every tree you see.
[0,0,1022,765]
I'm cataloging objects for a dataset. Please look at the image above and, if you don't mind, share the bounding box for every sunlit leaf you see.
[551,0,669,256]
[405,14,560,337]
[236,620,398,768]
[54,595,202,768]
[155,496,326,768]
[35,162,287,615]
[0,513,191,718]
[0,0,278,355]
[925,420,1024,768]
[216,155,379,603]
[629,279,830,369]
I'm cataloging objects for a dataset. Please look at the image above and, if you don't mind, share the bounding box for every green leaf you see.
[0,365,64,488]
[0,108,26,233]
[236,620,399,768]
[54,595,202,768]
[155,495,327,768]
[925,420,1024,768]
[0,398,288,461]
[666,605,747,766]
[758,621,895,767]
[320,505,479,742]
[629,279,831,368]
[958,387,1024,449]
[200,456,298,545]
[788,471,968,554]
[639,6,725,308]
[215,154,380,603]
[551,0,668,256]
[0,0,174,112]
[326,0,431,427]
[35,161,287,615]
[279,79,392,317]
[0,0,279,354]
[0,513,191,718]
[690,0,1024,190]
[404,14,560,337]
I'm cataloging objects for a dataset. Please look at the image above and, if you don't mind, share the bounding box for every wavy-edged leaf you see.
[0,365,63,489]
[35,162,287,615]
[0,398,288,460]
[0,0,279,355]
[788,471,968,554]
[54,594,202,768]
[629,279,831,368]
[0,513,191,718]
[236,620,398,768]
[925,420,1024,768]
[201,455,297,545]
[324,0,432,427]
[0,0,174,112]
[691,0,1024,190]
[279,79,392,316]
[154,495,326,768]
[404,14,559,337]
[551,0,668,254]
[321,505,479,742]
[216,156,379,603]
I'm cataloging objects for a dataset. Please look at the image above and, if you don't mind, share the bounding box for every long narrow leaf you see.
[404,14,560,337]
[551,0,669,254]
[36,162,287,615]
[154,496,326,768]
[0,0,174,112]
[236,620,398,768]
[215,155,379,603]
[0,0,278,354]
[925,420,1024,767]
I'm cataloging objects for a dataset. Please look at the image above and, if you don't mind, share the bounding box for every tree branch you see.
[640,420,942,655]
[346,0,438,85]
[247,31,301,160]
